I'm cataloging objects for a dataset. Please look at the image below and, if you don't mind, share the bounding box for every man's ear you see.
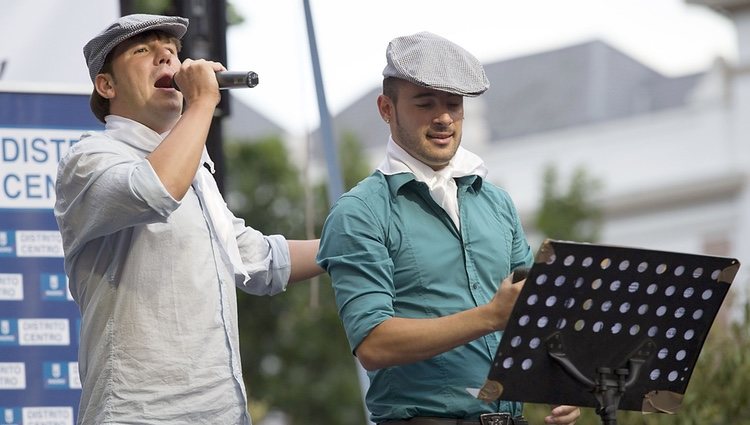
[377,94,393,124]
[94,74,115,99]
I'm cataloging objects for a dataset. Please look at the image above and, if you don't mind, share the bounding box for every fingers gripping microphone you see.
[171,71,259,90]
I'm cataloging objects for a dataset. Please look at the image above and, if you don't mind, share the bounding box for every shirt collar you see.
[377,136,488,180]
[376,136,487,194]
[381,171,484,198]
[100,115,215,173]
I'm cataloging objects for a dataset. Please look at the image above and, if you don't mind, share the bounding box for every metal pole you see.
[302,2,370,423]
[301,0,344,206]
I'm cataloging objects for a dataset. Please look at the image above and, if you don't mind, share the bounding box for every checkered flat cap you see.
[383,31,489,97]
[83,14,188,82]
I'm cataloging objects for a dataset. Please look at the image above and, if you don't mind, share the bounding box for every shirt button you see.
[472,283,479,289]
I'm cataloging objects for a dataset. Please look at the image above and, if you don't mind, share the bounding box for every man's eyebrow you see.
[411,92,438,100]
[410,92,462,102]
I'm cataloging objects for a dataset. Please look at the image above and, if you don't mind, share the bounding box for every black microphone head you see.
[246,71,259,88]
[216,71,259,89]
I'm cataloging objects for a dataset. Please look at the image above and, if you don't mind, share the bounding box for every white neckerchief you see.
[102,115,250,285]
[191,153,251,285]
[377,136,488,229]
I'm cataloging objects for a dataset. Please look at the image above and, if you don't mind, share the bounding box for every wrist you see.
[478,302,505,333]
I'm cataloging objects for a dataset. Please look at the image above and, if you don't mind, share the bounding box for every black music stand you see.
[478,239,740,425]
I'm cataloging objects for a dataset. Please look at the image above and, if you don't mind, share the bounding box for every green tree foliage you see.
[534,165,602,243]
[619,302,750,425]
[132,0,171,14]
[131,0,244,26]
[225,136,306,237]
[225,135,371,425]
[338,131,374,190]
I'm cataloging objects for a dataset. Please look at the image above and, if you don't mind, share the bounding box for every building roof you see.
[481,40,703,141]
[323,39,705,153]
[222,94,286,141]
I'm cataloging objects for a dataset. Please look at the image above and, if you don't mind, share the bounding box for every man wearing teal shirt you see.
[317,32,581,425]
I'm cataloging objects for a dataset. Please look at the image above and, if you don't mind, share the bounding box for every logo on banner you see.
[0,319,18,346]
[1,407,22,425]
[1,95,93,425]
[17,319,69,346]
[75,319,81,347]
[21,406,74,425]
[1,130,79,209]
[0,274,24,301]
[40,274,71,301]
[42,362,68,390]
[15,231,63,258]
[67,362,81,390]
[0,231,14,256]
[41,362,80,391]
[0,363,26,390]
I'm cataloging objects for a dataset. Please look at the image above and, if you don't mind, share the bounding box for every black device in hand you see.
[511,267,529,283]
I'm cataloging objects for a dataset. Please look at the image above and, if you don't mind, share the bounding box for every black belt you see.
[380,413,529,425]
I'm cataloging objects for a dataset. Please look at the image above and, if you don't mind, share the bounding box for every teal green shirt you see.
[317,171,533,423]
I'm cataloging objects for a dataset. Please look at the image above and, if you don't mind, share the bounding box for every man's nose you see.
[434,111,454,125]
[156,48,174,65]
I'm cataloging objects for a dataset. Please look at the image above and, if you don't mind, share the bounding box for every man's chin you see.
[162,99,184,115]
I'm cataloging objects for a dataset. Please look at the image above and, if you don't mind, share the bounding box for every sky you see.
[231,0,738,135]
[0,0,738,136]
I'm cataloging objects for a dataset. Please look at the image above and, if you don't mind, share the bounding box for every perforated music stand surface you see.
[480,239,740,416]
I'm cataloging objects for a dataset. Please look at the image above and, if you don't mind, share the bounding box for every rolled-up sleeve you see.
[233,214,291,296]
[317,195,395,353]
[503,193,534,270]
[130,159,181,217]
[55,139,180,264]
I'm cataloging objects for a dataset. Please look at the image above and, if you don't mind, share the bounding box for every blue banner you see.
[0,88,101,425]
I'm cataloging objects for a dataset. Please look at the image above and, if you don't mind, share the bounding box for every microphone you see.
[216,71,259,89]
[171,71,259,90]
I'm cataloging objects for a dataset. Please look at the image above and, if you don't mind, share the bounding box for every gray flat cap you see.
[83,14,188,82]
[383,31,489,97]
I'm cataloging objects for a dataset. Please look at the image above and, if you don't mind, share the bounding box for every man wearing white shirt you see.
[55,14,321,424]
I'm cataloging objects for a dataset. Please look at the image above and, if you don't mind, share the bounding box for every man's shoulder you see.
[65,131,112,155]
[476,178,514,202]
[340,171,390,202]
[327,172,394,224]
[62,131,136,163]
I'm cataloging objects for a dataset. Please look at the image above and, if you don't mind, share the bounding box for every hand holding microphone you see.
[172,71,259,91]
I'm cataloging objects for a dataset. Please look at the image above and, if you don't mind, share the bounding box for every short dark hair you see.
[89,56,114,123]
[382,77,401,103]
[89,31,182,123]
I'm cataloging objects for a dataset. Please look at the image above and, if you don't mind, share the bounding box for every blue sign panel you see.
[0,89,101,424]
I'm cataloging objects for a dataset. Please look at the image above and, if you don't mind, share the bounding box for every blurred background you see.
[2,0,749,424]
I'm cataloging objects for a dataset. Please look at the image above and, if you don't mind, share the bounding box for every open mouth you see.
[154,75,174,89]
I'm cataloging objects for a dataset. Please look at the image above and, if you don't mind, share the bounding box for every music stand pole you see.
[546,333,656,425]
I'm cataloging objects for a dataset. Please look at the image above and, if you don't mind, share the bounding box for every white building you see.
[482,1,749,306]
[321,2,750,307]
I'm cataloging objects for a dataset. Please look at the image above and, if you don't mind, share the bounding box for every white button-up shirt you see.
[55,116,291,424]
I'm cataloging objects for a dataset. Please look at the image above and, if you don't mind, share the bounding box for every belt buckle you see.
[479,413,511,425]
